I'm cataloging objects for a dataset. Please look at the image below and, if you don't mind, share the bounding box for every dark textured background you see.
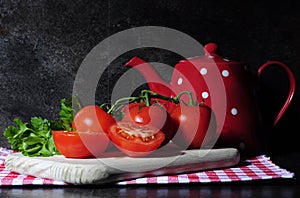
[1,0,300,154]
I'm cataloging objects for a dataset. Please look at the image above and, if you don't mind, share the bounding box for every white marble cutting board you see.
[5,148,240,185]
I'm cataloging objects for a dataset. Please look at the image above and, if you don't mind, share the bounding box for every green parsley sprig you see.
[3,98,75,157]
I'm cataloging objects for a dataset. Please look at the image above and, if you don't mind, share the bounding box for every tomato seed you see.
[117,128,134,140]
[141,135,156,142]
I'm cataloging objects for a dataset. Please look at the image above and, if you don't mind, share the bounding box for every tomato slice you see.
[108,121,165,157]
[52,130,109,158]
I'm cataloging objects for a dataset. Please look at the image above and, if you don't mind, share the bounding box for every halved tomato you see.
[52,130,109,158]
[108,121,165,157]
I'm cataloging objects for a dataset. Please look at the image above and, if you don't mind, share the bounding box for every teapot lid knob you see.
[204,43,218,55]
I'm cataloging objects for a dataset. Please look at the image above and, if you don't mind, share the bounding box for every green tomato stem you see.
[105,89,199,117]
[175,90,199,106]
[107,96,140,114]
[141,90,179,104]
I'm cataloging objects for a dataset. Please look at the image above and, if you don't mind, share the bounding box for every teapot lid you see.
[183,43,242,65]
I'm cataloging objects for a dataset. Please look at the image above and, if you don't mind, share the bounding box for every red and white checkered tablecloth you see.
[0,147,295,186]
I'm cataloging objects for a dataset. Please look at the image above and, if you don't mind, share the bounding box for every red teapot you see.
[125,43,296,156]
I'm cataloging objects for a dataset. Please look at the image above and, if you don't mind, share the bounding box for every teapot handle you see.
[258,61,296,126]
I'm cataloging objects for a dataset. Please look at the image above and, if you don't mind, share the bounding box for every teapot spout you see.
[125,57,175,97]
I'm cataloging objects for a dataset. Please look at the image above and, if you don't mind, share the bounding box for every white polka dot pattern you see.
[200,68,207,75]
[222,70,229,77]
[202,92,209,99]
[177,77,183,85]
[231,108,238,115]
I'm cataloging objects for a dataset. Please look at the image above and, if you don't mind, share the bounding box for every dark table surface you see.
[0,152,300,198]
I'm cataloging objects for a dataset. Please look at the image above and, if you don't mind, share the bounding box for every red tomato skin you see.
[72,105,116,133]
[170,104,216,149]
[122,102,177,146]
[52,130,109,158]
[108,121,165,157]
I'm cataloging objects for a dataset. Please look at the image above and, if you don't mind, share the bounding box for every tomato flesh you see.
[52,130,109,158]
[108,121,165,157]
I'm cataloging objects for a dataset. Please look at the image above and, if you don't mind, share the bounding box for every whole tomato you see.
[108,121,165,157]
[72,105,116,133]
[122,102,177,146]
[170,103,217,150]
